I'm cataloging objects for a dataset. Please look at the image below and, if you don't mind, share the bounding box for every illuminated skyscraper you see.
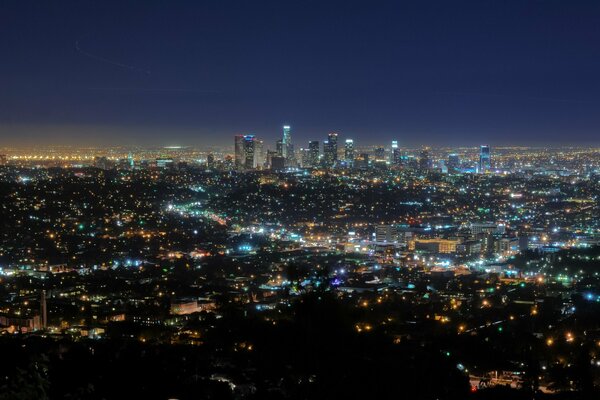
[391,141,401,165]
[234,135,245,169]
[308,140,320,167]
[374,146,386,162]
[324,132,338,167]
[243,134,256,169]
[344,139,355,164]
[254,139,265,169]
[479,145,491,173]
[282,125,291,158]
[300,147,310,167]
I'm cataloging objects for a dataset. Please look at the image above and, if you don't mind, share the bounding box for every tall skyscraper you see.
[308,140,320,167]
[266,149,278,169]
[479,145,491,173]
[300,147,310,168]
[282,125,291,159]
[234,135,245,169]
[207,153,215,169]
[391,141,401,165]
[243,134,256,169]
[255,139,265,169]
[324,132,338,167]
[374,146,386,162]
[344,139,355,165]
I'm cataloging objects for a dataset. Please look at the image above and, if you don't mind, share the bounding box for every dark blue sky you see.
[1,0,600,147]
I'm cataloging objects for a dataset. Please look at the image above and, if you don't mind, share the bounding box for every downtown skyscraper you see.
[323,132,338,167]
[479,145,491,173]
[344,139,355,165]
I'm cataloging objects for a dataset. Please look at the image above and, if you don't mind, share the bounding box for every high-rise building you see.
[207,153,215,169]
[235,134,262,170]
[286,143,296,167]
[266,149,278,169]
[391,141,401,165]
[479,145,491,173]
[254,139,265,169]
[243,134,256,169]
[234,135,245,169]
[375,225,398,243]
[282,125,291,159]
[308,141,320,167]
[300,147,310,168]
[276,139,284,158]
[374,146,386,162]
[447,153,460,172]
[224,155,234,170]
[323,133,338,167]
[344,139,355,165]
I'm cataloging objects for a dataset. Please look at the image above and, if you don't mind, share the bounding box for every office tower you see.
[308,140,320,167]
[224,155,234,170]
[254,139,265,169]
[207,153,215,169]
[287,143,296,167]
[419,148,432,170]
[391,141,401,165]
[234,135,245,169]
[282,125,291,159]
[324,132,338,167]
[344,139,355,164]
[375,225,398,243]
[374,146,386,162]
[447,153,460,171]
[276,139,284,158]
[300,148,310,167]
[479,145,491,173]
[266,149,277,169]
[243,134,256,169]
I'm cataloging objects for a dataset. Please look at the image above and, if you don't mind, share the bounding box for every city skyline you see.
[1,2,599,398]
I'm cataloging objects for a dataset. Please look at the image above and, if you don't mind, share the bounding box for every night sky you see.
[1,0,600,147]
